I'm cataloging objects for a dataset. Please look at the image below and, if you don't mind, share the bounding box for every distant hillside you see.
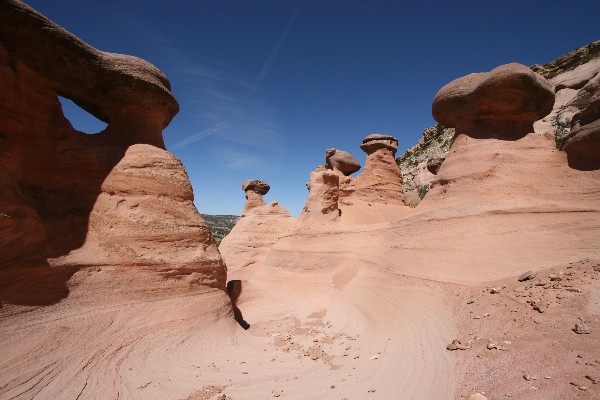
[202,214,239,244]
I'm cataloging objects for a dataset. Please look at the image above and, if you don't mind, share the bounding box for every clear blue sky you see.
[25,0,599,216]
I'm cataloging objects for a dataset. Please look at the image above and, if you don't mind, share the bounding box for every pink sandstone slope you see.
[1,2,600,399]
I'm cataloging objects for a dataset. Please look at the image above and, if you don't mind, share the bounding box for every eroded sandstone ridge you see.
[300,169,341,224]
[219,182,295,280]
[0,0,225,303]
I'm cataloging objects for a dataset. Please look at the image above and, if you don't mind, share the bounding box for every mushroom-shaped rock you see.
[562,95,600,170]
[432,63,555,139]
[0,0,226,295]
[325,148,361,176]
[360,134,399,155]
[242,179,270,195]
[299,170,340,224]
[0,0,179,147]
[353,134,404,204]
[242,180,270,216]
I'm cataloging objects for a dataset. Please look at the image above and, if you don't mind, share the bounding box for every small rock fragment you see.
[490,287,501,294]
[487,339,509,351]
[532,301,549,313]
[570,381,588,390]
[446,339,471,351]
[272,390,281,397]
[367,388,376,393]
[468,394,487,400]
[586,375,600,384]
[574,323,591,334]
[518,271,535,282]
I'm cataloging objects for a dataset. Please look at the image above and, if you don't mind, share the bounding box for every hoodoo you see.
[353,134,404,204]
[220,181,295,279]
[0,0,225,298]
[241,179,270,217]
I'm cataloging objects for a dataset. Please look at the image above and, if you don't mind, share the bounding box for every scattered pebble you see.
[367,388,376,393]
[272,390,281,397]
[573,323,591,334]
[532,301,549,313]
[487,339,510,351]
[446,339,471,351]
[518,271,535,282]
[468,393,487,400]
[490,288,501,294]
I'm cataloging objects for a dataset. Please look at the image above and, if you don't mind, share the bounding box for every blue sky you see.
[26,0,600,216]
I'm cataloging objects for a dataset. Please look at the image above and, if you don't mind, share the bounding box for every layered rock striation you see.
[560,72,600,169]
[352,134,404,204]
[220,182,295,279]
[0,0,225,303]
[299,169,341,224]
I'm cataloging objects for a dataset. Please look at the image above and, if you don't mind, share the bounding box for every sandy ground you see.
[1,134,600,399]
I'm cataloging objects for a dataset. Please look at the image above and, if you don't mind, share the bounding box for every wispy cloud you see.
[118,15,285,173]
[212,148,263,170]
[252,1,303,91]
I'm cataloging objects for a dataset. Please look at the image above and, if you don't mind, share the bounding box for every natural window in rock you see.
[58,96,107,134]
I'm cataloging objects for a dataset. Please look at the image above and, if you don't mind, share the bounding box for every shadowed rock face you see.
[426,157,445,175]
[562,78,600,170]
[432,63,555,139]
[241,179,270,216]
[0,0,225,304]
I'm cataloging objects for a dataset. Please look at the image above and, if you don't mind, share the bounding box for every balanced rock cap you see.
[242,179,270,195]
[432,63,554,138]
[360,134,398,154]
[325,148,361,176]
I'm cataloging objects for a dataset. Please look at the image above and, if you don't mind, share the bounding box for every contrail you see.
[172,123,227,149]
[252,1,303,91]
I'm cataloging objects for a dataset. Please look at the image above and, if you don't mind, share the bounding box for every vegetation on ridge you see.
[202,214,239,244]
